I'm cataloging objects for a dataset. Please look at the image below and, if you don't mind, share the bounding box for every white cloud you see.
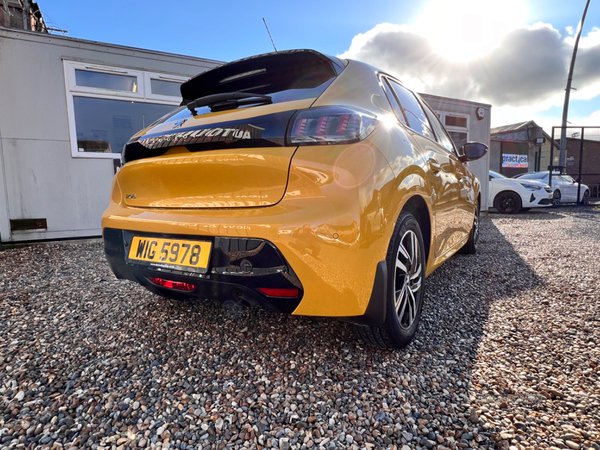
[339,16,600,129]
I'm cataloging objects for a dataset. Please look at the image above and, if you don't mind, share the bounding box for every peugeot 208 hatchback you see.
[102,50,487,349]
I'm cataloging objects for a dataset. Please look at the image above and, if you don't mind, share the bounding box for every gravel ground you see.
[0,206,599,450]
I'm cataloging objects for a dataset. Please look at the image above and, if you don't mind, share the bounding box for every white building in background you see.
[0,26,220,243]
[0,26,491,244]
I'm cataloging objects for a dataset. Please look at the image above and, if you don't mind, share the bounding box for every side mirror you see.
[458,142,488,162]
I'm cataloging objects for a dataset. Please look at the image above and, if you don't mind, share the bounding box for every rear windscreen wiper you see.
[186,92,272,114]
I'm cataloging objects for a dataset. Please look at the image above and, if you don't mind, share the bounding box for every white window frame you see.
[63,61,187,159]
[144,73,187,102]
[436,111,470,144]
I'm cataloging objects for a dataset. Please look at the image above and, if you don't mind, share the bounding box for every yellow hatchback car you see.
[102,50,487,348]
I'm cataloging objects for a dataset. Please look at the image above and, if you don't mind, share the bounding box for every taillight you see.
[287,106,377,146]
[149,277,195,291]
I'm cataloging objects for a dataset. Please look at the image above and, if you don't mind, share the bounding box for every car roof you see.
[518,172,548,179]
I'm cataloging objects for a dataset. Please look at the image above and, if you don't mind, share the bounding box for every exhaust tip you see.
[222,298,248,318]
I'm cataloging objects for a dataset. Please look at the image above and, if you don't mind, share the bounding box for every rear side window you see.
[381,79,408,127]
[386,79,435,140]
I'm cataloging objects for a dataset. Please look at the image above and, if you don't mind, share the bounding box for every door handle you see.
[428,159,442,173]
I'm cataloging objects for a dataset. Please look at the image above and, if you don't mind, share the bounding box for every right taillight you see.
[287,106,377,146]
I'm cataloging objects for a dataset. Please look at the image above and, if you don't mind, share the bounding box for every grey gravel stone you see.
[0,207,599,449]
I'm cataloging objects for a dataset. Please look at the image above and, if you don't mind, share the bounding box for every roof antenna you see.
[262,18,278,52]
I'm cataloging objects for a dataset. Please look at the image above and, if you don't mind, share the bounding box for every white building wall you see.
[0,27,221,242]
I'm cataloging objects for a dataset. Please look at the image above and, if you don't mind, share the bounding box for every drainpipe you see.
[21,0,30,30]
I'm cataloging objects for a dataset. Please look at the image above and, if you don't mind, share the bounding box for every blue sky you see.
[40,0,600,132]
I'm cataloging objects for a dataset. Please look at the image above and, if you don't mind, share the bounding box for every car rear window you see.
[180,50,343,106]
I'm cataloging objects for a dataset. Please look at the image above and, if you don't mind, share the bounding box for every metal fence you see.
[550,126,600,202]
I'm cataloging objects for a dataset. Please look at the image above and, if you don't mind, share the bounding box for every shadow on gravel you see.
[0,216,547,450]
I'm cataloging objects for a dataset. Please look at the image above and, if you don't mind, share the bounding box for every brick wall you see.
[566,138,600,195]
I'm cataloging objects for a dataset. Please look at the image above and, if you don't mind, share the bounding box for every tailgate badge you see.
[172,119,188,129]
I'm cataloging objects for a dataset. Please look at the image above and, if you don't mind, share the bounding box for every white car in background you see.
[516,172,590,205]
[489,170,553,214]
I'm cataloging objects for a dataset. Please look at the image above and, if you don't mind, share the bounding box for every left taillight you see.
[287,106,377,146]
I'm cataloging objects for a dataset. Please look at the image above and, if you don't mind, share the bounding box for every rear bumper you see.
[104,227,388,325]
[104,228,304,314]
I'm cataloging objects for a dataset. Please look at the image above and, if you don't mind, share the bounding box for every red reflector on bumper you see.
[258,288,299,298]
[149,277,195,291]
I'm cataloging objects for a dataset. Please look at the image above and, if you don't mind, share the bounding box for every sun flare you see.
[415,0,528,62]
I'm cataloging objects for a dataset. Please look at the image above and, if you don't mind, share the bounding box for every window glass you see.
[445,115,467,128]
[66,62,187,159]
[387,80,434,139]
[490,170,507,179]
[381,79,408,126]
[561,175,575,183]
[151,79,182,97]
[422,104,455,153]
[73,97,174,153]
[448,131,468,149]
[520,172,547,180]
[75,69,138,92]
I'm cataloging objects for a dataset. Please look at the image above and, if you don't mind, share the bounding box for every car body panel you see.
[414,135,472,257]
[118,146,296,208]
[104,130,455,317]
[102,52,482,320]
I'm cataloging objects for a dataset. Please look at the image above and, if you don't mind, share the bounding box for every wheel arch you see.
[400,195,431,265]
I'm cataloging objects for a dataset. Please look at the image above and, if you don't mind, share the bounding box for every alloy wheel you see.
[499,195,517,213]
[394,230,423,330]
[552,190,561,206]
[582,190,590,205]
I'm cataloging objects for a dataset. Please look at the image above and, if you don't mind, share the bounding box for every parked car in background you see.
[515,172,590,205]
[102,49,488,349]
[489,170,553,213]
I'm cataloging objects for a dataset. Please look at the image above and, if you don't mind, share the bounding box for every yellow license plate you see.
[128,236,211,271]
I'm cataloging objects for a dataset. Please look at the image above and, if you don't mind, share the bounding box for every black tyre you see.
[582,190,590,205]
[460,200,480,254]
[494,191,522,214]
[552,189,561,206]
[355,211,426,349]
